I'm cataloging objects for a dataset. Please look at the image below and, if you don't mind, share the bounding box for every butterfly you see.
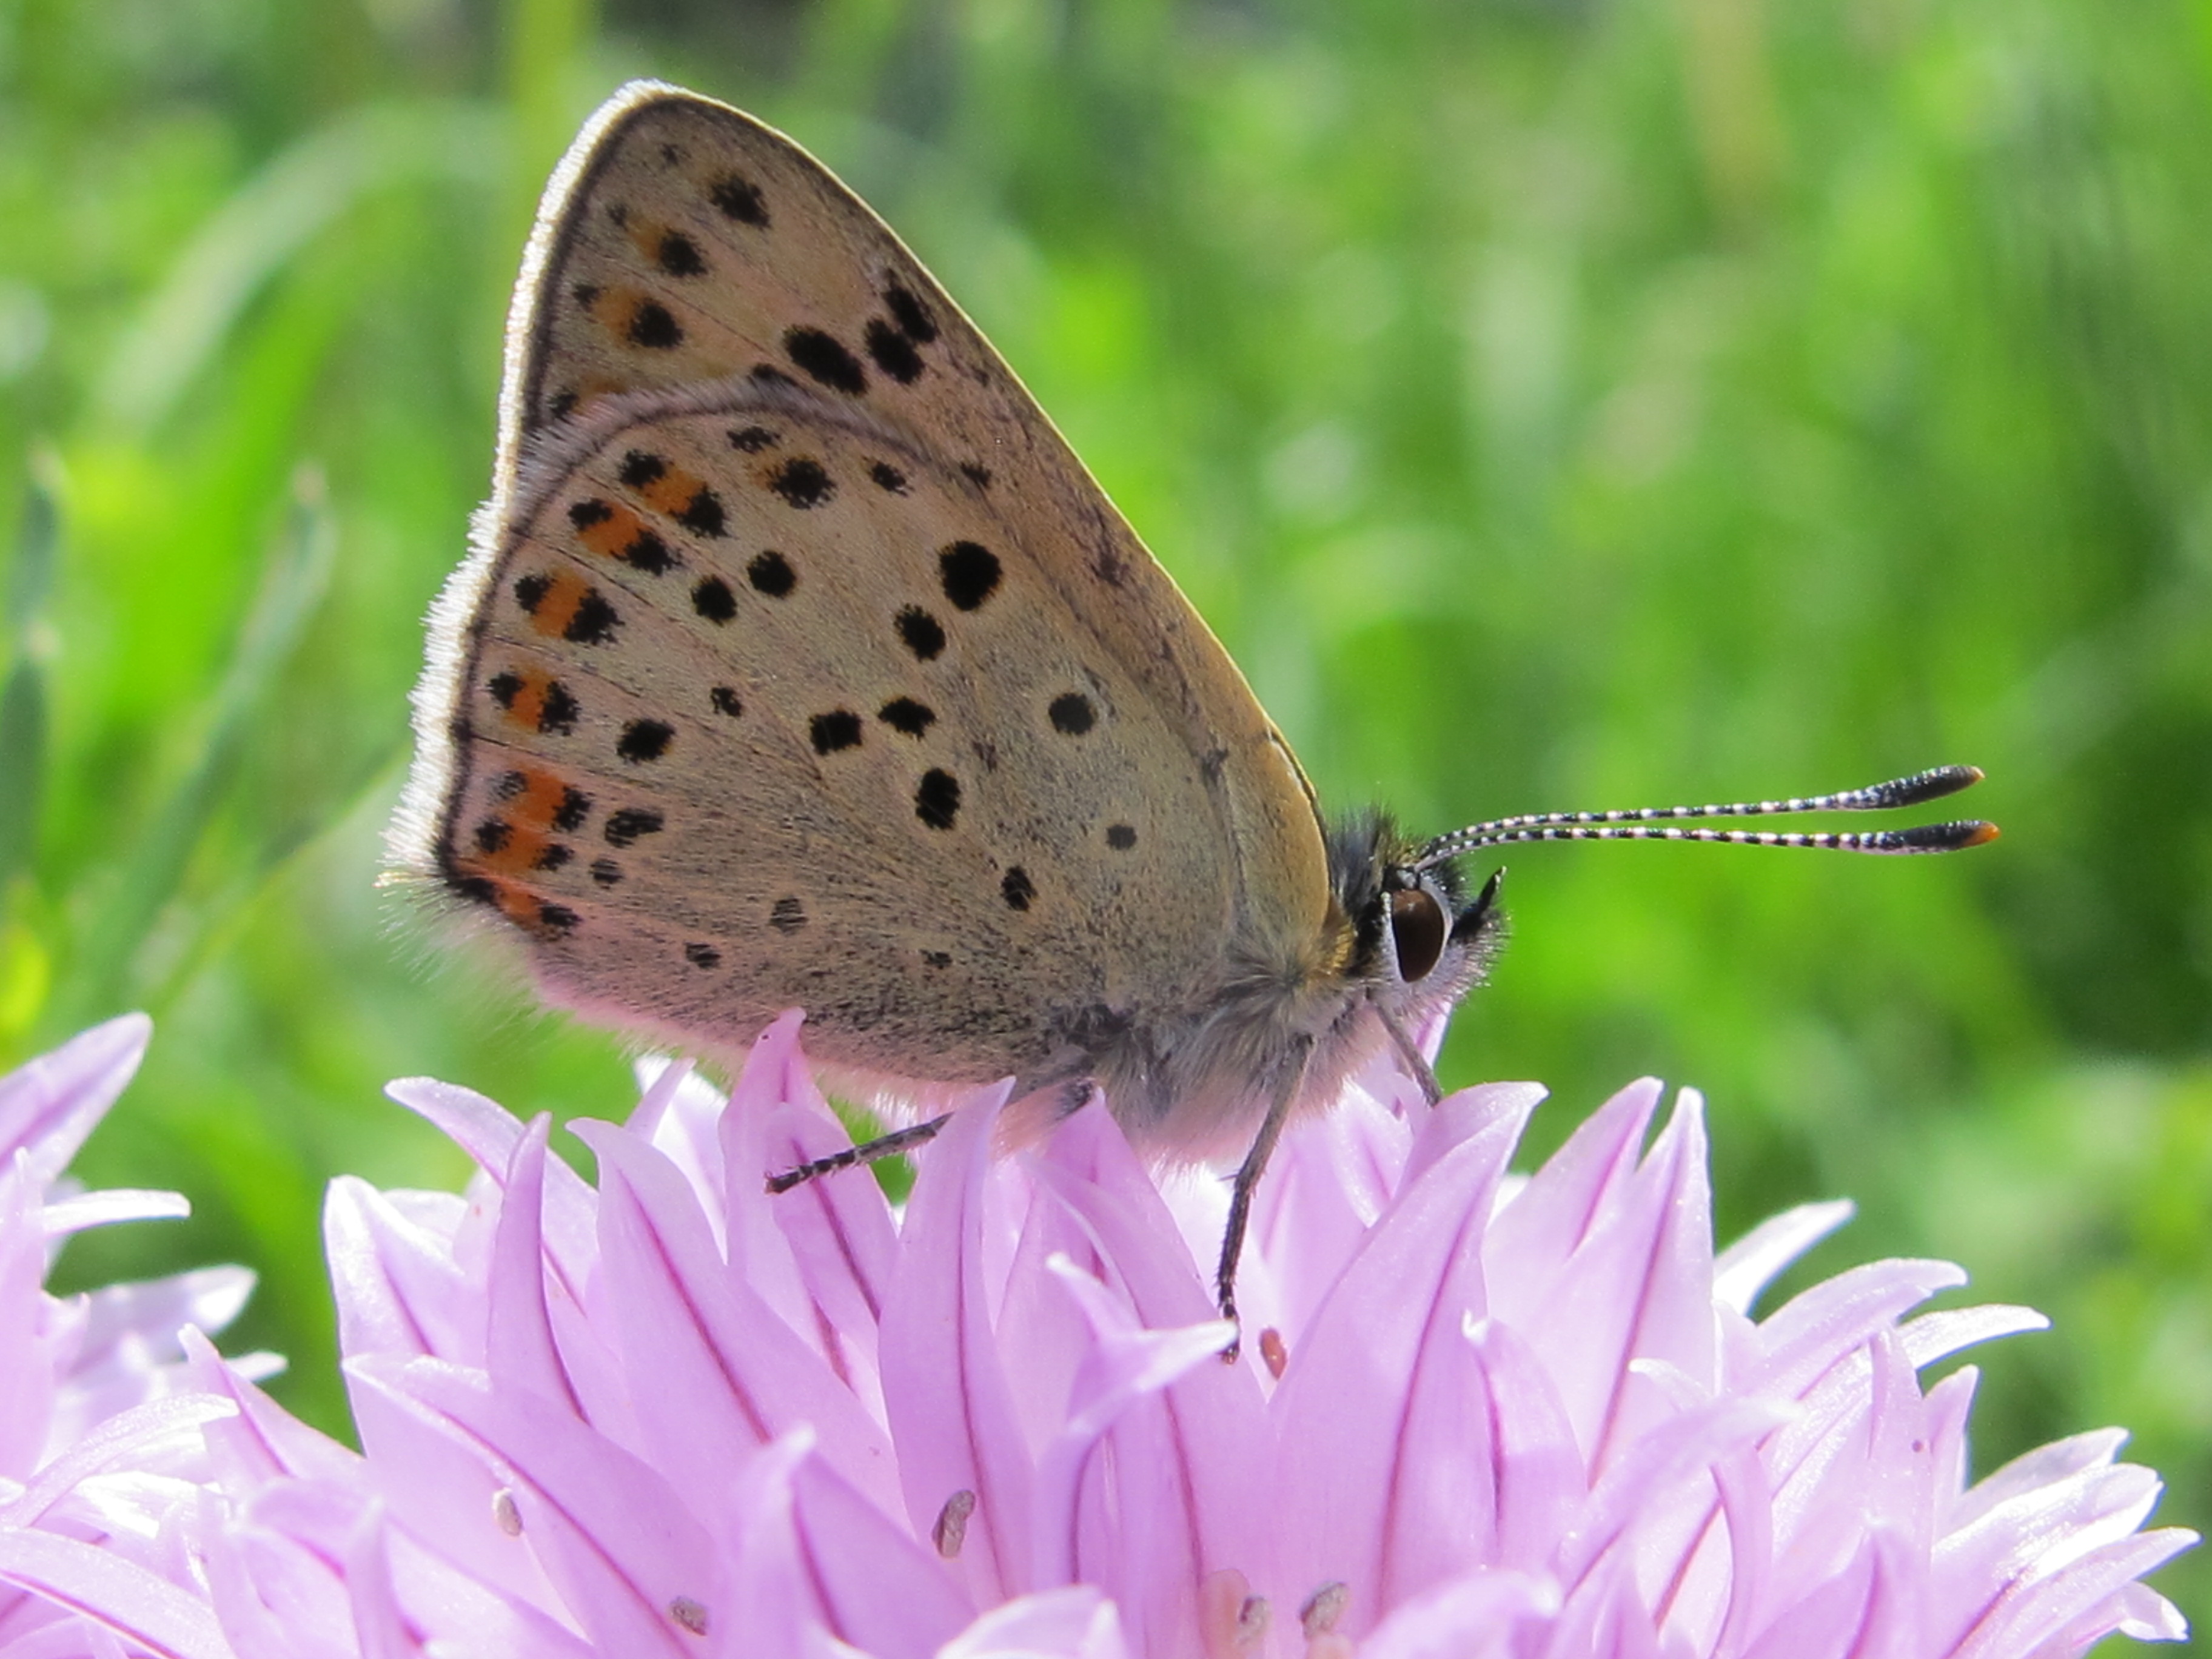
[393,81,1996,1338]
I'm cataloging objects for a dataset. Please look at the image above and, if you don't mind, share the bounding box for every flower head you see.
[1,1013,2194,1658]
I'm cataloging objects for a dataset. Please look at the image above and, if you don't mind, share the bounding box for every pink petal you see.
[1027,1103,1270,1604]
[486,1116,584,1418]
[1487,1077,1664,1281]
[1500,1090,1717,1480]
[572,1119,900,1516]
[341,1359,564,1614]
[181,1329,357,1489]
[789,1451,973,1657]
[1356,1566,1557,1658]
[0,1015,152,1184]
[879,1084,1034,1607]
[1,1396,234,1527]
[1465,1317,1584,1574]
[384,1078,597,1293]
[936,1586,1134,1659]
[1269,1083,1533,1628]
[0,1526,228,1659]
[389,1358,717,1658]
[1947,1528,2199,1659]
[1712,1201,1855,1317]
[755,1096,899,1419]
[322,1177,477,1367]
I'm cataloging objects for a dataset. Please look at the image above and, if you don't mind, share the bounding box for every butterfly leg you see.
[1214,1041,1314,1362]
[765,1113,953,1194]
[1375,1007,1444,1107]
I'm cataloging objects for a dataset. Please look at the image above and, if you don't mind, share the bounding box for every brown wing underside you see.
[439,389,1244,1082]
[495,84,1329,961]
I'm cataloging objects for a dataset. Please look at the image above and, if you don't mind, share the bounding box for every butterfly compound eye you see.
[1388,885,1448,982]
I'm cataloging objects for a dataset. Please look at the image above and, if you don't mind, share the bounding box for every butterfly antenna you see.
[1413,764,1999,869]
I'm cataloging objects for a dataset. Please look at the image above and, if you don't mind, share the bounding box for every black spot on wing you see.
[619,529,676,575]
[711,173,769,226]
[730,425,779,452]
[538,682,579,734]
[939,541,1001,611]
[628,301,682,349]
[769,897,806,934]
[656,231,706,276]
[749,550,797,595]
[885,283,939,343]
[711,686,743,717]
[1107,823,1137,850]
[618,720,674,763]
[960,463,993,491]
[568,592,620,645]
[675,490,726,537]
[870,461,908,494]
[591,857,623,886]
[1001,867,1035,911]
[685,942,721,969]
[896,608,946,660]
[604,807,663,846]
[879,696,934,736]
[618,452,666,488]
[766,460,833,509]
[784,327,866,395]
[809,711,863,754]
[554,787,591,832]
[1048,692,1096,735]
[915,769,960,830]
[865,318,923,384]
[694,576,737,622]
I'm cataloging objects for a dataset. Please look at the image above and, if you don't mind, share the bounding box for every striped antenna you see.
[1413,765,1999,869]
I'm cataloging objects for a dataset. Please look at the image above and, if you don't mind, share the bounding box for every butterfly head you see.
[1325,812,1506,1025]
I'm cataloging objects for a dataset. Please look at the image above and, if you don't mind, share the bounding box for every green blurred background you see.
[2,0,2207,1637]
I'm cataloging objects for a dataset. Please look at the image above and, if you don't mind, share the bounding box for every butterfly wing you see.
[398,82,1332,1093]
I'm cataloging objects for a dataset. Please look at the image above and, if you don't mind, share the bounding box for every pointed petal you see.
[1028,1104,1270,1598]
[486,1116,583,1417]
[574,1119,900,1515]
[1270,1087,1532,1626]
[0,1014,152,1182]
[1713,1201,1854,1318]
[385,1077,598,1292]
[0,1526,227,1659]
[789,1453,972,1658]
[1487,1078,1663,1278]
[389,1358,716,1658]
[880,1084,1033,1607]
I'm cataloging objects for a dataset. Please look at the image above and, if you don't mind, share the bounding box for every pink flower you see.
[0,1016,275,1658]
[1,1013,2194,1657]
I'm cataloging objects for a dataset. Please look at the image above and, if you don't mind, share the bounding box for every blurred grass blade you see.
[62,468,338,1023]
[92,102,503,438]
[0,453,61,893]
[4,449,58,650]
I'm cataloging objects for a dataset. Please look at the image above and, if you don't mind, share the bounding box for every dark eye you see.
[1388,886,1447,982]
